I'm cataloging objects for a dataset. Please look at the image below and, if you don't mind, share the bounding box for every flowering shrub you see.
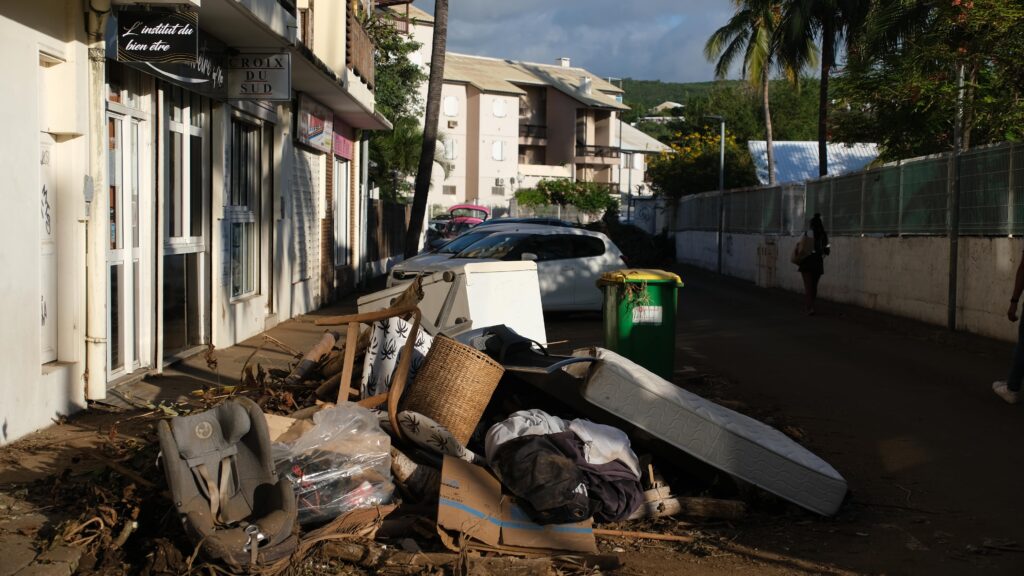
[514,179,618,215]
[647,127,758,199]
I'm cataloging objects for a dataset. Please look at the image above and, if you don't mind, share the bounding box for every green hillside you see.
[620,79,743,112]
[619,77,821,146]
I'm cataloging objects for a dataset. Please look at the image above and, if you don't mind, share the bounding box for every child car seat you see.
[158,397,297,568]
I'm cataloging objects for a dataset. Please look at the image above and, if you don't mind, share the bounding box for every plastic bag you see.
[272,403,394,526]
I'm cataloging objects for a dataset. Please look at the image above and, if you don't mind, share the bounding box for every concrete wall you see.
[312,1,347,77]
[547,88,577,166]
[438,83,468,202]
[0,2,89,444]
[473,92,519,211]
[518,164,572,189]
[620,151,646,195]
[676,231,1022,343]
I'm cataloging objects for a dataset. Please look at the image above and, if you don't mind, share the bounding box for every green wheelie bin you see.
[598,269,683,379]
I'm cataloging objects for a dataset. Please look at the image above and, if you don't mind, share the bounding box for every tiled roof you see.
[384,3,434,24]
[747,141,880,185]
[621,123,671,154]
[444,53,629,111]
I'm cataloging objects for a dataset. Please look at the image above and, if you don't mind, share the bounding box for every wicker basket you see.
[397,334,505,444]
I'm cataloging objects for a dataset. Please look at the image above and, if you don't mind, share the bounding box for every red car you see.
[441,204,490,239]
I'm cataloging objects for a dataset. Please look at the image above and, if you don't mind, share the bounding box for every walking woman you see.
[799,213,829,315]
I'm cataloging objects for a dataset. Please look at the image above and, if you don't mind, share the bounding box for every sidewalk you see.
[108,297,363,412]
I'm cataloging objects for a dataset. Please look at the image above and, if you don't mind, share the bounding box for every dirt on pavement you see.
[3,266,1023,575]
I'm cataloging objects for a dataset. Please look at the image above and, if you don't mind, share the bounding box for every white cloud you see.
[412,0,739,82]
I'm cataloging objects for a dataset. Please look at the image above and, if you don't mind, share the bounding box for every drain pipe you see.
[85,0,111,400]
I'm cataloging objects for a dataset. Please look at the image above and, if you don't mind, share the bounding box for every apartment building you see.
[438,54,629,214]
[0,0,389,444]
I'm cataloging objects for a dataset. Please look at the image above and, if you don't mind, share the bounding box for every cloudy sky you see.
[411,1,739,83]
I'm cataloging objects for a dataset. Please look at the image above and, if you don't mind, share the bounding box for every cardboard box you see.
[264,413,316,444]
[437,456,596,554]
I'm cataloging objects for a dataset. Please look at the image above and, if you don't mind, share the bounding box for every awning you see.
[289,45,392,131]
[195,0,295,48]
[143,0,390,131]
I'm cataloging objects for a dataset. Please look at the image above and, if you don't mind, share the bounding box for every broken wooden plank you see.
[461,556,554,576]
[284,330,339,385]
[593,528,694,543]
[628,491,747,521]
[337,321,360,403]
[321,541,558,576]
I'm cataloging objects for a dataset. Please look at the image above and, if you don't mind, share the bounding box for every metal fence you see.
[676,141,1024,236]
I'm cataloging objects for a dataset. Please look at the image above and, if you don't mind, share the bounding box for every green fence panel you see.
[1012,146,1024,235]
[805,180,831,232]
[960,145,1011,235]
[831,174,863,234]
[863,165,901,233]
[901,157,949,234]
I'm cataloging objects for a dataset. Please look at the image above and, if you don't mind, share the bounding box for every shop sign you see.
[297,94,333,154]
[108,15,226,98]
[227,53,291,101]
[117,9,198,64]
[333,124,354,160]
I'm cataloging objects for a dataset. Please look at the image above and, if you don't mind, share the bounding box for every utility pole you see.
[947,62,965,331]
[706,115,726,274]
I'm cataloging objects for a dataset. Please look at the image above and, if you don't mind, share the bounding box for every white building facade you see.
[0,0,388,445]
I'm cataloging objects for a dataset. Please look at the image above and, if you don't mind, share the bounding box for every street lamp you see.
[705,115,726,274]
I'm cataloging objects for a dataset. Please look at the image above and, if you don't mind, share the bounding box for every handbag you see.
[791,233,814,264]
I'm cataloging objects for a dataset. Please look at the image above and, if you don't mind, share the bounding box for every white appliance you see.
[358,261,548,345]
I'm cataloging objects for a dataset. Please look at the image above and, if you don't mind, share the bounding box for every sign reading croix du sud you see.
[117,9,198,64]
[227,53,291,101]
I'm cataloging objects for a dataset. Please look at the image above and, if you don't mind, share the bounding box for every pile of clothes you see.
[486,409,643,524]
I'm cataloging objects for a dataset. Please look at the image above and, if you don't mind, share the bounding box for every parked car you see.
[396,227,627,311]
[441,204,490,239]
[391,223,555,286]
[424,215,452,247]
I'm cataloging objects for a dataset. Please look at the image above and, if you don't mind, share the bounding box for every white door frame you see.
[105,107,153,380]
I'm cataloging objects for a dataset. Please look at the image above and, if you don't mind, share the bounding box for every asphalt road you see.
[545,265,1024,575]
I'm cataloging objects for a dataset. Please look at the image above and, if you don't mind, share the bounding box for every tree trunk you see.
[818,22,834,178]
[404,0,448,258]
[763,71,776,186]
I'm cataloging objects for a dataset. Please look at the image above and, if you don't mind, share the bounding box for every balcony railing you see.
[575,144,620,159]
[519,124,547,139]
[347,9,375,89]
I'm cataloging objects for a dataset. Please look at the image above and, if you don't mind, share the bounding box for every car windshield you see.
[454,233,530,260]
[450,207,488,220]
[447,221,477,236]
[437,230,493,254]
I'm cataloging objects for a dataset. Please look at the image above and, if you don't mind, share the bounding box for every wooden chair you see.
[314,304,421,440]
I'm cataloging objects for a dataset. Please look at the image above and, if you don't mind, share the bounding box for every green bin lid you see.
[598,268,683,286]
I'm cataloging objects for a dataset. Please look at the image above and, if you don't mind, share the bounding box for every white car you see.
[394,227,627,311]
[389,223,557,287]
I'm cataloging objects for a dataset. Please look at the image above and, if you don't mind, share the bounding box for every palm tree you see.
[780,0,870,176]
[370,117,452,201]
[705,0,815,185]
[405,0,448,258]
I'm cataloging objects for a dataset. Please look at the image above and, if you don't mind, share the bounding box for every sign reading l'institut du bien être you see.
[117,9,198,64]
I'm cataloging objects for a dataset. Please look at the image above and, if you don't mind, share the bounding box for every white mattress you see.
[579,348,847,516]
